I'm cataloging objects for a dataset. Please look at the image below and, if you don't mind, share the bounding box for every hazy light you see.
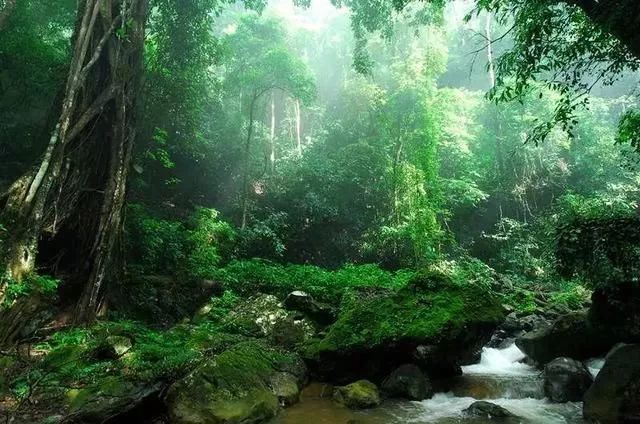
[266,0,349,32]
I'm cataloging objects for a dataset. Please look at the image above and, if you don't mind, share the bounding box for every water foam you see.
[462,343,537,376]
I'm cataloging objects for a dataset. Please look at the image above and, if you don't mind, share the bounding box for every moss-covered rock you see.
[333,380,381,409]
[270,372,301,406]
[283,290,337,326]
[166,341,304,424]
[197,293,316,347]
[66,377,163,423]
[517,285,640,366]
[304,274,504,382]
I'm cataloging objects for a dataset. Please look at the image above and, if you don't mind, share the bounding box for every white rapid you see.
[400,343,587,423]
[462,343,536,376]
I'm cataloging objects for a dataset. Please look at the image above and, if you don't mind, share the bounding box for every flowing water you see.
[272,343,604,424]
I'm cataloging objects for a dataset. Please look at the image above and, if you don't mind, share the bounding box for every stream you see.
[272,343,603,423]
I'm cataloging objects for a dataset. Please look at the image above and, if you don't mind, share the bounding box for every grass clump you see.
[213,259,414,304]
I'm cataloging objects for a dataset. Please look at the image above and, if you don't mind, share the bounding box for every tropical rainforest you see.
[1,0,640,423]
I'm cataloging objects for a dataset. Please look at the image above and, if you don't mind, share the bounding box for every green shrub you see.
[186,208,236,278]
[18,319,246,402]
[237,212,288,261]
[126,204,188,275]
[126,204,236,278]
[548,281,591,311]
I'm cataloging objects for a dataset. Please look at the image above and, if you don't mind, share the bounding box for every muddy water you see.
[269,383,423,424]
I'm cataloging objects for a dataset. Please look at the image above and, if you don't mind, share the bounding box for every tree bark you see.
[0,0,148,340]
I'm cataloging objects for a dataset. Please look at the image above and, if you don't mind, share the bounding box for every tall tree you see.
[0,0,148,339]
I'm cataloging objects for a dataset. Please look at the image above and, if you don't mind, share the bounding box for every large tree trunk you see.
[0,0,148,342]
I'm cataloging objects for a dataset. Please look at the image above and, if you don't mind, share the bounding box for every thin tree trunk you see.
[295,99,302,157]
[270,92,276,174]
[486,13,496,89]
[241,92,258,230]
[485,12,506,214]
[392,136,404,227]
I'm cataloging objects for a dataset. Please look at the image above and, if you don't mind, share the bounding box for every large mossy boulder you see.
[516,311,609,365]
[166,341,304,424]
[517,285,640,366]
[303,274,504,383]
[583,344,640,423]
[333,380,381,409]
[196,293,315,347]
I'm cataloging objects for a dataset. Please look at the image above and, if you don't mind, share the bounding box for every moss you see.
[308,274,504,356]
[195,341,296,398]
[333,380,380,409]
[67,376,131,411]
[7,319,248,422]
[167,341,297,424]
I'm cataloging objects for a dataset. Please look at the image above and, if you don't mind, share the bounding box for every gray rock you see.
[543,357,593,402]
[463,401,520,421]
[584,343,640,423]
[270,372,300,406]
[503,312,550,334]
[381,364,433,400]
[275,353,308,387]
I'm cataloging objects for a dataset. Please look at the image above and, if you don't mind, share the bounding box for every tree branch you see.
[66,83,117,143]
